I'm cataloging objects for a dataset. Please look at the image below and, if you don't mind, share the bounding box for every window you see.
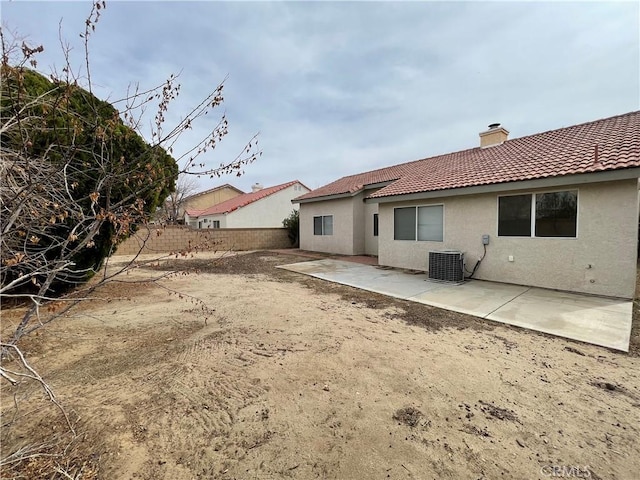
[212,220,220,229]
[394,205,444,241]
[394,207,416,240]
[373,214,379,237]
[535,191,577,237]
[498,190,577,238]
[418,205,443,241]
[313,215,333,235]
[498,194,531,236]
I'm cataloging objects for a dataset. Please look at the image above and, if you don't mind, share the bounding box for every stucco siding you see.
[299,197,356,255]
[364,201,379,256]
[378,179,638,298]
[352,192,366,255]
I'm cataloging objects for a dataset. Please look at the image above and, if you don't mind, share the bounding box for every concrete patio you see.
[277,258,633,351]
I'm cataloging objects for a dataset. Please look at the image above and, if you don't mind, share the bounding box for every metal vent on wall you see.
[428,250,464,283]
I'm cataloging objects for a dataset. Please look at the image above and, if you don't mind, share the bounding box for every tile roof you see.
[185,180,306,217]
[294,111,640,202]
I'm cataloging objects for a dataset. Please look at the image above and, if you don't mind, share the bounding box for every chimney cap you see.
[488,123,501,129]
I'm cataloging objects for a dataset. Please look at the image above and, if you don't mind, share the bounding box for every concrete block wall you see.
[115,225,292,255]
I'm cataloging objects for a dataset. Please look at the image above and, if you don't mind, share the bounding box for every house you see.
[185,180,310,229]
[294,111,640,299]
[181,184,245,220]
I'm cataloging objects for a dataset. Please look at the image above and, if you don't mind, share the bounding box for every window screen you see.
[322,216,333,235]
[417,205,443,241]
[314,215,333,235]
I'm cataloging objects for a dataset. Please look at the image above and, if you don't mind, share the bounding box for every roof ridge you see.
[506,110,640,144]
[186,183,244,200]
[294,110,640,202]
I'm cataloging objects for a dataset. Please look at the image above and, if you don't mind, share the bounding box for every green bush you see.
[282,210,300,247]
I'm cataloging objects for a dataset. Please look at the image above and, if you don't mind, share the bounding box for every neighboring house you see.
[185,180,310,229]
[180,184,245,220]
[294,111,640,299]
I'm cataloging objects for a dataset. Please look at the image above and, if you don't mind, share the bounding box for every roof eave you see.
[294,180,395,204]
[366,167,640,204]
[294,191,361,204]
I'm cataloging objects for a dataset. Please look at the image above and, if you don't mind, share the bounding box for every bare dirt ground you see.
[2,251,639,479]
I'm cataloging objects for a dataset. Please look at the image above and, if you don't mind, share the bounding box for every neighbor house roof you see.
[184,183,244,201]
[186,180,307,217]
[294,111,640,202]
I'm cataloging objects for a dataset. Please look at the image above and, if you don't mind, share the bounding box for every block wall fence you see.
[115,225,292,255]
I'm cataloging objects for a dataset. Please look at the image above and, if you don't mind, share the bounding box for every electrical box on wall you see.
[482,234,490,245]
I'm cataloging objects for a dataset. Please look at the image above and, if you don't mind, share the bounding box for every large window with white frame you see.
[313,215,333,236]
[394,205,444,241]
[498,190,577,237]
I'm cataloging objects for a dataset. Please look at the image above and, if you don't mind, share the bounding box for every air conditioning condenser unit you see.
[428,250,464,284]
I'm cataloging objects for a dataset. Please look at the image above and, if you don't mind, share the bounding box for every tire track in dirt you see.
[123,322,276,479]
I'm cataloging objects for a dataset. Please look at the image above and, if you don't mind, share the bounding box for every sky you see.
[2,1,639,194]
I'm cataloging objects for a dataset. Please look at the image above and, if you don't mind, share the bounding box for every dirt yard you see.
[1,251,639,479]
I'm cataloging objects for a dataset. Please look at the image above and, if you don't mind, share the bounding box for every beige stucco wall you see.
[378,179,639,298]
[364,201,379,256]
[299,190,379,256]
[299,197,357,255]
[352,192,366,255]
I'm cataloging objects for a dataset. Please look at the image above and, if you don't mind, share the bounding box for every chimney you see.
[251,183,263,192]
[479,123,509,148]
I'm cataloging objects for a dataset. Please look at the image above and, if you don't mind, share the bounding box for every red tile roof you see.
[295,111,640,202]
[186,180,307,217]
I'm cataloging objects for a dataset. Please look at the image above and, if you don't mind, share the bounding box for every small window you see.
[394,207,416,240]
[314,215,333,235]
[498,194,532,236]
[373,214,379,237]
[212,220,220,229]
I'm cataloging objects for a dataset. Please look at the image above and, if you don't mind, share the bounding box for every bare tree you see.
[0,3,261,472]
[156,173,200,224]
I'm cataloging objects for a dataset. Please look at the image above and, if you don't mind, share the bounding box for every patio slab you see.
[277,259,633,351]
[487,288,632,351]
[408,281,529,317]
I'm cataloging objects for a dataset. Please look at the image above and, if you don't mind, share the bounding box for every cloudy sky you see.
[2,1,639,194]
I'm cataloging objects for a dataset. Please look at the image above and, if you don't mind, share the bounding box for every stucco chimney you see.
[251,183,263,192]
[479,123,509,148]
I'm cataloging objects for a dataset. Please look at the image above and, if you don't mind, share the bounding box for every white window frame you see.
[313,215,333,236]
[497,189,579,239]
[393,204,444,242]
